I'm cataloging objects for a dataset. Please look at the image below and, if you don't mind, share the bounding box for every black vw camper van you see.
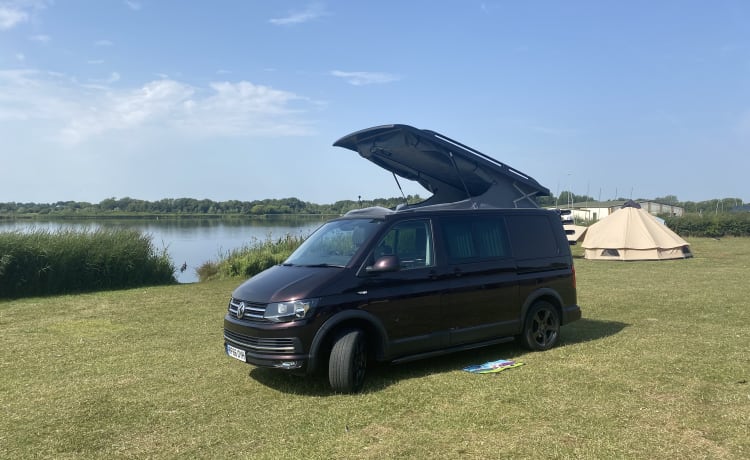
[224,125,581,393]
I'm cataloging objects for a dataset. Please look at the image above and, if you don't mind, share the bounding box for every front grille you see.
[228,298,267,322]
[224,329,298,354]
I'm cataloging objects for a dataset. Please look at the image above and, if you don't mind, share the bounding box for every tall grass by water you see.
[0,228,175,298]
[196,233,304,281]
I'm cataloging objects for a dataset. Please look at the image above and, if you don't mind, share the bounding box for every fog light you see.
[274,361,303,370]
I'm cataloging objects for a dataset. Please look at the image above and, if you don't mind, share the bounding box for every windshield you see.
[284,218,382,267]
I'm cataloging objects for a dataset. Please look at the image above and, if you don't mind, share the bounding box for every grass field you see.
[1,238,748,459]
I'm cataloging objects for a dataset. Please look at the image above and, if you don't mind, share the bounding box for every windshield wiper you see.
[302,263,344,268]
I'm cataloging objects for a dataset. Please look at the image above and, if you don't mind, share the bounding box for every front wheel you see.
[521,301,560,351]
[328,329,367,393]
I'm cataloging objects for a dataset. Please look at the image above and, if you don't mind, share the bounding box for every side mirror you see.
[366,255,400,273]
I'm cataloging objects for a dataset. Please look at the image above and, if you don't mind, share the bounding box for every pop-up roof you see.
[334,124,550,210]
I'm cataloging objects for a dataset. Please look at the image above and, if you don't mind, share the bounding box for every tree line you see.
[536,192,747,215]
[0,193,746,218]
[0,195,424,217]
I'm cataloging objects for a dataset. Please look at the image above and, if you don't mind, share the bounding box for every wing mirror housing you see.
[366,255,400,273]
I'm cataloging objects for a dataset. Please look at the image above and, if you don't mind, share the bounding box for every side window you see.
[442,220,476,262]
[505,215,560,259]
[441,215,510,264]
[372,219,434,270]
[474,218,509,258]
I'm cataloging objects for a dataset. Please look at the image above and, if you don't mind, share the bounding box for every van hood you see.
[232,264,343,303]
[334,124,550,209]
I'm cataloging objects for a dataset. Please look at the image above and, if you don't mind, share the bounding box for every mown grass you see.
[1,238,748,459]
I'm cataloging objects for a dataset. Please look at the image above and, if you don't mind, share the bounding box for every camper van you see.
[223,125,581,393]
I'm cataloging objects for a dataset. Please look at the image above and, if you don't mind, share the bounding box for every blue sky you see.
[1,1,748,205]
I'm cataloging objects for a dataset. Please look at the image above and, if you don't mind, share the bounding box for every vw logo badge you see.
[236,301,246,319]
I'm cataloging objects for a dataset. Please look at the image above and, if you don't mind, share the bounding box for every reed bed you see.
[196,233,305,282]
[0,228,175,298]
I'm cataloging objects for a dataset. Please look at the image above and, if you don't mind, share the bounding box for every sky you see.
[1,1,749,205]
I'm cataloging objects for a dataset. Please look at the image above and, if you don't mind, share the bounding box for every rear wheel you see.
[521,301,560,351]
[328,329,367,393]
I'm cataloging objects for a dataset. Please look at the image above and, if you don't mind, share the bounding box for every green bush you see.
[0,228,175,298]
[664,213,750,237]
[198,233,304,281]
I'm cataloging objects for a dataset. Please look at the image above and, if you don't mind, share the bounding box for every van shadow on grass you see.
[249,318,627,396]
[561,317,629,345]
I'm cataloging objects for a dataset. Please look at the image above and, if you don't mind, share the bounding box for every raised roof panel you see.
[333,124,550,209]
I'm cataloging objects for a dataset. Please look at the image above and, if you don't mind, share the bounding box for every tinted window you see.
[441,215,510,264]
[506,215,559,259]
[372,219,434,270]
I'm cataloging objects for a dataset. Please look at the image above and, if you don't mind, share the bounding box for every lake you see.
[0,216,327,283]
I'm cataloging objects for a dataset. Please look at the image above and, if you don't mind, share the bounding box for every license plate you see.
[226,344,246,362]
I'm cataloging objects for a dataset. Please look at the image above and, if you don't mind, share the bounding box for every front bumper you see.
[223,314,313,372]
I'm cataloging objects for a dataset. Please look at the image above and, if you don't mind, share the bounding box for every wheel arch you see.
[307,310,388,374]
[520,288,564,326]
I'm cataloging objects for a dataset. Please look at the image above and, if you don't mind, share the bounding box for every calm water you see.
[0,217,327,283]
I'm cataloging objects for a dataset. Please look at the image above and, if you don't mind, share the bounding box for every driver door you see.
[359,218,446,357]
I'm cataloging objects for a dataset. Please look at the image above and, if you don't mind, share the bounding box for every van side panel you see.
[506,213,577,315]
[436,214,521,345]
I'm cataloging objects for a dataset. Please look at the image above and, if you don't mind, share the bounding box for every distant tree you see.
[654,195,679,205]
[99,197,117,211]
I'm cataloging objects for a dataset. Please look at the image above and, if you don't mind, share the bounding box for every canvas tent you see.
[564,224,588,244]
[582,201,692,261]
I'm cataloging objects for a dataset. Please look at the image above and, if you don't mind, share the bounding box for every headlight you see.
[264,298,318,323]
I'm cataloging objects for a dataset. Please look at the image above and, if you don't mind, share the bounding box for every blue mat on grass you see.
[463,359,524,374]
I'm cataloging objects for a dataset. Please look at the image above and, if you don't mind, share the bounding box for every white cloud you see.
[182,81,312,136]
[15,52,24,61]
[59,79,196,144]
[0,6,28,29]
[269,3,327,25]
[330,70,400,86]
[124,1,141,11]
[480,2,502,13]
[0,69,315,145]
[0,69,78,121]
[94,39,113,46]
[29,33,49,42]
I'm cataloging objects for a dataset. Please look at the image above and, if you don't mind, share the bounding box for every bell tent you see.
[582,201,692,261]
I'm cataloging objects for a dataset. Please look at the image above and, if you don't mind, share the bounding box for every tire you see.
[328,329,367,393]
[520,301,560,351]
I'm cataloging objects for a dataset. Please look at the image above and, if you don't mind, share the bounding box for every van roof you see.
[334,124,550,211]
[342,205,557,219]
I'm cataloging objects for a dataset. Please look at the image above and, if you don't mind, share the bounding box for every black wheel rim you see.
[530,308,559,348]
